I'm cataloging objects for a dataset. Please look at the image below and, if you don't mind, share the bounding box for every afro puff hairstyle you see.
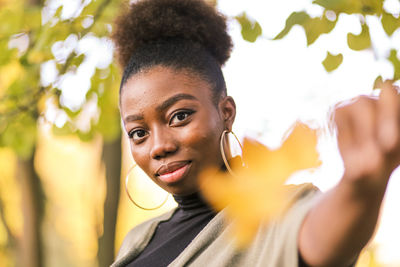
[112,0,233,101]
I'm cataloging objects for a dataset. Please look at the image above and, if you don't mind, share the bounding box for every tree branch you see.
[59,0,113,75]
[0,0,113,128]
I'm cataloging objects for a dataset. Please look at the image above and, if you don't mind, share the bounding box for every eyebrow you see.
[124,93,198,123]
[156,93,198,112]
[125,113,144,123]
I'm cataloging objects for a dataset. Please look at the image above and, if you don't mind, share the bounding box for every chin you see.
[164,181,199,196]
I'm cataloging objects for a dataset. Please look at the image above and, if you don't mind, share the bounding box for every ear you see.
[219,96,236,131]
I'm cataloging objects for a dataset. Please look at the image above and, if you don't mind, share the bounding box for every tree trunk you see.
[16,151,45,267]
[27,0,43,6]
[0,197,17,260]
[97,136,122,267]
[18,0,44,264]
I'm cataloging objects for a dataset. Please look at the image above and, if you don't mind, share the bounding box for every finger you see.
[335,111,364,180]
[377,85,400,152]
[347,97,376,148]
[334,98,384,180]
[334,106,362,178]
[349,99,384,178]
[334,106,354,157]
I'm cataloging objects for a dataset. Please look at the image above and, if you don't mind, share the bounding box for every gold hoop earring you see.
[125,164,169,210]
[220,130,245,176]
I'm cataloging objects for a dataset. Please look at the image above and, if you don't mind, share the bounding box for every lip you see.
[156,161,191,184]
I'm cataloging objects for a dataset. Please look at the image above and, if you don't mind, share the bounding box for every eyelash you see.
[128,129,147,141]
[127,110,195,142]
[169,110,194,125]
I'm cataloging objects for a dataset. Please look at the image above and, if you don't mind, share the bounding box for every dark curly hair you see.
[112,0,233,102]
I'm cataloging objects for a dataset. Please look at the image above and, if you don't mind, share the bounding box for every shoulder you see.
[278,183,321,229]
[284,183,320,208]
[112,208,177,267]
[242,183,320,266]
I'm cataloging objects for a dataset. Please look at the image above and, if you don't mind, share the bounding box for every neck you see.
[173,191,212,210]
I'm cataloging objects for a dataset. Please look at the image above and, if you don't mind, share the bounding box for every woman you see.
[111,0,400,266]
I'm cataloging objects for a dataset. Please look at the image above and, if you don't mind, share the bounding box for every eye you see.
[169,110,194,126]
[128,129,148,142]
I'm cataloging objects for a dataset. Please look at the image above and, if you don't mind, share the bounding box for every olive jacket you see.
[111,184,319,267]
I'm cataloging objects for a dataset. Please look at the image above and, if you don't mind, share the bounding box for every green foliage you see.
[268,0,400,80]
[0,112,37,159]
[0,43,17,67]
[381,11,400,36]
[347,23,371,51]
[235,13,262,43]
[274,12,309,40]
[313,0,383,15]
[389,50,400,80]
[91,65,121,142]
[322,52,343,72]
[0,2,42,37]
[373,75,383,89]
[0,0,123,156]
[274,11,337,45]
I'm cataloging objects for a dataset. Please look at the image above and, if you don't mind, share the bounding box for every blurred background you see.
[1,0,400,266]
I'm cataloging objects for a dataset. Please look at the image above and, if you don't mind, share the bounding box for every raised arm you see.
[298,84,400,267]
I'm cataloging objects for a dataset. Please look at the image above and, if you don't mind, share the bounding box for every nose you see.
[150,128,178,159]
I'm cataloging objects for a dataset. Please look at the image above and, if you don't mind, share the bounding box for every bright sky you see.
[45,0,400,264]
[218,0,400,265]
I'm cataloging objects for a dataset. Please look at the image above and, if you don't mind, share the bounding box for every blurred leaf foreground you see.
[200,123,321,247]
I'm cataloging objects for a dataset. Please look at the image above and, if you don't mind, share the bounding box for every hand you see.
[334,82,400,193]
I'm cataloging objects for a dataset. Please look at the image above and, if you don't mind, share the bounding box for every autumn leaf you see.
[313,0,383,15]
[373,75,383,89]
[373,76,394,91]
[347,23,371,51]
[381,11,400,36]
[388,49,400,80]
[199,123,321,247]
[322,52,343,72]
[0,60,23,94]
[274,11,309,41]
[235,13,262,43]
[274,11,336,46]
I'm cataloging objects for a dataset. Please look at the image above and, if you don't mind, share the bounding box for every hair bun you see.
[112,0,232,68]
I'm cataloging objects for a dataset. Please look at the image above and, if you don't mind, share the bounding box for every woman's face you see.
[120,66,236,196]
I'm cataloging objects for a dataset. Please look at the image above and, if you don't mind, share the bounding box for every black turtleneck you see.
[126,192,216,267]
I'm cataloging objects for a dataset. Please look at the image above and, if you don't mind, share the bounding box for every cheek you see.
[180,117,223,158]
[129,143,152,174]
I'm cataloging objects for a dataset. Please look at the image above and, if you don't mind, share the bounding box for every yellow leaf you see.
[347,23,371,51]
[199,122,321,247]
[322,52,343,72]
[27,50,46,64]
[0,60,23,94]
[0,0,14,7]
[37,94,48,114]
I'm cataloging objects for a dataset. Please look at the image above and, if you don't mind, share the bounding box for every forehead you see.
[120,66,213,114]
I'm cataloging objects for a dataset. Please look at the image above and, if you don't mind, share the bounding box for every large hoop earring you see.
[125,164,169,210]
[220,130,245,176]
